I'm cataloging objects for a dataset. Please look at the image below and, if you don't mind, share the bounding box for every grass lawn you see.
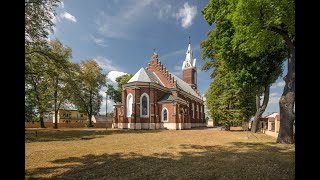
[25,127,295,179]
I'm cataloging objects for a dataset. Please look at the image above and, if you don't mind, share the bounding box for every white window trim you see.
[192,103,194,118]
[161,107,169,122]
[197,104,199,118]
[126,93,133,117]
[140,93,149,118]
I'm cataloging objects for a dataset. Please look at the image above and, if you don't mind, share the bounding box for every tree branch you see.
[270,26,294,47]
[261,84,270,111]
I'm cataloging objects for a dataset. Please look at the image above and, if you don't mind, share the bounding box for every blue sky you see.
[49,0,286,117]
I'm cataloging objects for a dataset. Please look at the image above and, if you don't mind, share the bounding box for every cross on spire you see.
[189,36,191,44]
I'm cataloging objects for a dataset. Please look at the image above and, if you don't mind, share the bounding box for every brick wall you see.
[182,68,195,85]
[159,103,175,123]
[25,122,112,128]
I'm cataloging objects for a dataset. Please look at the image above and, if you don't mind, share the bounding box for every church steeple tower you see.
[182,38,197,89]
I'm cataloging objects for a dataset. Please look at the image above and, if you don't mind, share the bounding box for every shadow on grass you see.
[182,127,210,130]
[25,142,294,180]
[25,129,165,143]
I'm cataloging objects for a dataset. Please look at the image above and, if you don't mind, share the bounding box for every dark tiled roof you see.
[171,74,202,99]
[128,68,202,100]
[158,93,187,104]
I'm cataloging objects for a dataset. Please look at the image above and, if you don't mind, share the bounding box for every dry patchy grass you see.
[25,127,295,179]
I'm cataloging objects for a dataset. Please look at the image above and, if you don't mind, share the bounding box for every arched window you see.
[192,103,195,118]
[126,93,133,117]
[161,107,169,122]
[140,93,149,117]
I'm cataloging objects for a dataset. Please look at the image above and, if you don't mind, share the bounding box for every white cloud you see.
[175,2,197,29]
[60,11,77,23]
[95,0,154,39]
[52,15,61,24]
[99,87,116,114]
[90,35,108,47]
[276,81,285,87]
[269,96,280,104]
[270,92,279,97]
[98,70,129,114]
[100,99,116,114]
[60,1,64,9]
[267,92,281,104]
[92,56,128,84]
[158,4,172,19]
[94,56,118,72]
[49,11,60,34]
[202,95,206,102]
[107,71,127,84]
[271,81,285,89]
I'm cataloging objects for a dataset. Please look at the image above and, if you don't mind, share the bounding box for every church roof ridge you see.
[129,48,203,101]
[127,67,164,86]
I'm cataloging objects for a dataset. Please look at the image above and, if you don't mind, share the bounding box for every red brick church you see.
[113,42,205,130]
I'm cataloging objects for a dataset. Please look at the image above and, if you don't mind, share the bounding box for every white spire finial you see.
[182,37,195,70]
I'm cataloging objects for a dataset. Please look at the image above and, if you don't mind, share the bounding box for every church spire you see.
[182,36,197,89]
[182,37,196,70]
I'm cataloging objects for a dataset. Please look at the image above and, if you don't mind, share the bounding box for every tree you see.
[205,61,256,131]
[25,88,37,122]
[201,0,288,136]
[25,51,53,128]
[46,39,74,129]
[25,38,75,128]
[231,0,295,143]
[234,51,285,133]
[106,74,133,103]
[25,0,60,48]
[71,60,106,127]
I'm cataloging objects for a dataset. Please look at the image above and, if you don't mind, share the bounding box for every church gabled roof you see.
[171,74,202,99]
[158,93,188,105]
[127,67,164,86]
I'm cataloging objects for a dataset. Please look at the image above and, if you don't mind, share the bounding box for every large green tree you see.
[201,0,290,138]
[205,61,256,130]
[25,0,60,48]
[46,39,74,129]
[71,60,106,127]
[25,39,73,128]
[25,50,53,128]
[231,0,295,143]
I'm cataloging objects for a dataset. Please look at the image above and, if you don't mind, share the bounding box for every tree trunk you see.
[88,91,93,127]
[54,110,58,129]
[225,124,230,131]
[276,44,295,144]
[40,112,45,128]
[251,84,270,133]
[251,108,262,133]
[54,77,58,129]
[88,114,93,127]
